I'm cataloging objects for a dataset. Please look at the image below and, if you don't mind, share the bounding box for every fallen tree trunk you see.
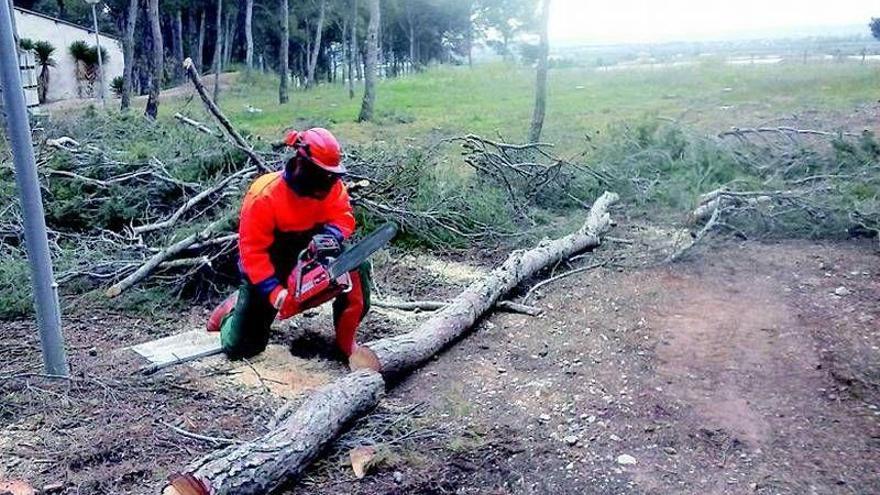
[163,191,617,494]
[350,190,618,378]
[164,370,384,495]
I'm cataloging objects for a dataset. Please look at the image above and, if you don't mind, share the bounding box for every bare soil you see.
[1,240,878,494]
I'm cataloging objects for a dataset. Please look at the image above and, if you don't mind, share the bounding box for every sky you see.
[549,0,878,44]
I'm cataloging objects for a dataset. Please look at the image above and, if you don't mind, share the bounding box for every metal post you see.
[0,0,69,376]
[89,2,105,106]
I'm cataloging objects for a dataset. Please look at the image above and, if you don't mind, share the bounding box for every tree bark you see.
[144,0,163,119]
[212,0,222,102]
[162,370,385,495]
[278,0,289,104]
[527,0,550,143]
[120,0,138,110]
[173,10,185,80]
[351,191,618,379]
[244,0,253,69]
[197,10,206,72]
[357,0,379,122]
[306,0,326,88]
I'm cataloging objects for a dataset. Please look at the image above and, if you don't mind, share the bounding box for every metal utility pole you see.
[0,0,69,376]
[86,0,105,106]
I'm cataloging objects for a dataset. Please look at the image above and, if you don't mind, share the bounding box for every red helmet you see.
[283,127,345,174]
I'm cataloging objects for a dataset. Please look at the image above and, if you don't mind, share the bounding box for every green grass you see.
[164,60,880,154]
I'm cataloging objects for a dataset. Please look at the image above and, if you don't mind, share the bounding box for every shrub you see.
[110,76,124,97]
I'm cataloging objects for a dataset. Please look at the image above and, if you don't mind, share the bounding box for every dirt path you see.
[1,241,877,494]
[292,241,879,495]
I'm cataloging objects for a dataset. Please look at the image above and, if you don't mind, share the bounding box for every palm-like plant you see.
[33,41,56,104]
[18,38,35,51]
[69,41,109,98]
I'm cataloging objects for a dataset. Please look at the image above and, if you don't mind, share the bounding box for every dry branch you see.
[718,126,861,139]
[133,166,256,235]
[173,112,219,136]
[523,260,608,302]
[373,299,543,316]
[352,191,618,379]
[106,217,229,298]
[182,58,271,173]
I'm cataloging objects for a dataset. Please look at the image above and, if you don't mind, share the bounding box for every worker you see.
[206,128,369,360]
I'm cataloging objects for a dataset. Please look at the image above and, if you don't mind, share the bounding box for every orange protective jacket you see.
[238,172,355,300]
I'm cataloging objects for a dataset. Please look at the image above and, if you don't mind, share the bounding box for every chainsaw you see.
[287,222,397,311]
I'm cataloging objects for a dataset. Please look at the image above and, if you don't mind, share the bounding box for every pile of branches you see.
[453,134,610,215]
[683,126,880,254]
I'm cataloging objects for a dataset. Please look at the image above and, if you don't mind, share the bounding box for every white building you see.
[13,7,124,103]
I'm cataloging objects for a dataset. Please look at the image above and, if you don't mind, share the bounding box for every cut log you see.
[350,190,618,379]
[163,370,384,495]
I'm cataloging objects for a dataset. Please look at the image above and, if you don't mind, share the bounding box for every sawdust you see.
[211,345,334,399]
[404,255,487,285]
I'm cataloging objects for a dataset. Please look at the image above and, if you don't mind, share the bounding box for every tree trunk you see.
[144,0,163,119]
[306,0,326,88]
[173,10,184,80]
[527,0,550,143]
[162,192,618,494]
[222,10,233,69]
[212,0,222,102]
[161,370,384,495]
[120,0,138,110]
[186,9,196,58]
[278,0,289,104]
[341,15,348,85]
[37,66,49,104]
[347,0,355,98]
[244,0,253,69]
[357,0,379,122]
[466,0,473,68]
[409,23,416,69]
[352,0,361,81]
[352,191,617,378]
[197,10,206,72]
[405,5,416,69]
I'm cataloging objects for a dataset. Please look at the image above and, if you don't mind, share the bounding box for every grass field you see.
[166,60,880,152]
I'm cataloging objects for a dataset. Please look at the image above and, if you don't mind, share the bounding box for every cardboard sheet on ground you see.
[129,330,222,366]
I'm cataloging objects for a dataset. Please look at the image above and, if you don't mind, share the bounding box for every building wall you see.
[14,8,124,102]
